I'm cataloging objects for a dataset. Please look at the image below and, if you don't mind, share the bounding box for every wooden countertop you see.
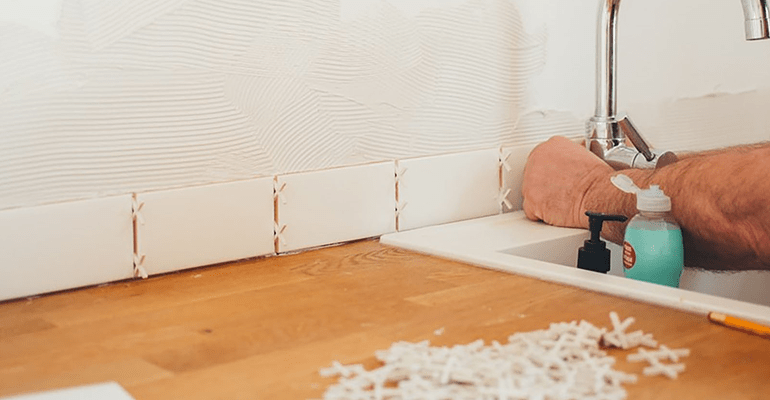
[0,239,767,399]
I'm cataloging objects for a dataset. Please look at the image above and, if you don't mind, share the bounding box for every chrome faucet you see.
[587,0,770,169]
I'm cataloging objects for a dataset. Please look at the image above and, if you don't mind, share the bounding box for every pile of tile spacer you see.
[318,312,690,400]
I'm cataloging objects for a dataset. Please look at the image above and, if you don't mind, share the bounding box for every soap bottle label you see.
[623,241,636,270]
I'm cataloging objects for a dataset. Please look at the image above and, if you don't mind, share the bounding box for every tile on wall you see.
[135,178,274,276]
[275,162,396,253]
[500,143,539,213]
[0,196,134,301]
[396,149,501,231]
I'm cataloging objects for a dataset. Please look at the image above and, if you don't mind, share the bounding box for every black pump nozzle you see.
[577,211,628,273]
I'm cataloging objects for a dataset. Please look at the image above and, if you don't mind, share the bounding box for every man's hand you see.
[522,136,613,229]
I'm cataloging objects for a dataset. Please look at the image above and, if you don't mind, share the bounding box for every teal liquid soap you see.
[623,227,684,287]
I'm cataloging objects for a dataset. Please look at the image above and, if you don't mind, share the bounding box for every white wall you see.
[2,0,770,211]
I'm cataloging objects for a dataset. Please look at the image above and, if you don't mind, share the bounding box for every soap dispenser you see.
[611,174,685,287]
[577,211,628,273]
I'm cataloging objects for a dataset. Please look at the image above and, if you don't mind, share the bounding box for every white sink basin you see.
[381,211,770,325]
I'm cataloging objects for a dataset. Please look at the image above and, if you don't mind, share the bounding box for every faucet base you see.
[602,145,678,170]
[587,115,677,169]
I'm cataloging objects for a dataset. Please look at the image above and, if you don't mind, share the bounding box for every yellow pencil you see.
[708,312,770,339]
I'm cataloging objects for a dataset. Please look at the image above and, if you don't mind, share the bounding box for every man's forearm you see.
[582,144,770,271]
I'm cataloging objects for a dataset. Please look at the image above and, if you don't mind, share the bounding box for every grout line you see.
[131,194,139,268]
[130,194,148,279]
[273,176,280,255]
[394,160,400,232]
[498,146,505,214]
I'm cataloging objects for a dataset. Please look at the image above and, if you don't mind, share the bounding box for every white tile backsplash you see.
[0,196,134,301]
[0,147,522,299]
[135,178,275,275]
[396,149,501,231]
[275,162,397,253]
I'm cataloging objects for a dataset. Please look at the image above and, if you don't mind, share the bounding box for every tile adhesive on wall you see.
[0,0,557,211]
[3,0,770,212]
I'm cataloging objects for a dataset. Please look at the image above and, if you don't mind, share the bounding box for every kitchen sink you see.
[381,211,770,325]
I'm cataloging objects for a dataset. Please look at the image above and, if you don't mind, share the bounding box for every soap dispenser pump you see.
[577,211,628,273]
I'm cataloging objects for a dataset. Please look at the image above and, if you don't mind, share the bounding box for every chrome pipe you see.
[595,0,620,121]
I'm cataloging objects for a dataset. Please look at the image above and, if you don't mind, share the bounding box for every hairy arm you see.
[522,136,770,271]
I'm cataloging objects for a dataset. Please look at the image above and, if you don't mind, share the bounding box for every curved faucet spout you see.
[588,0,770,169]
[742,0,770,40]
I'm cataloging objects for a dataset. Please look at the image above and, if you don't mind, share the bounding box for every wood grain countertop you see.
[0,239,767,399]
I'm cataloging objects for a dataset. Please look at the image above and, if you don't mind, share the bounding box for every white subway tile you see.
[0,196,134,301]
[275,162,396,253]
[397,149,500,231]
[135,178,274,275]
